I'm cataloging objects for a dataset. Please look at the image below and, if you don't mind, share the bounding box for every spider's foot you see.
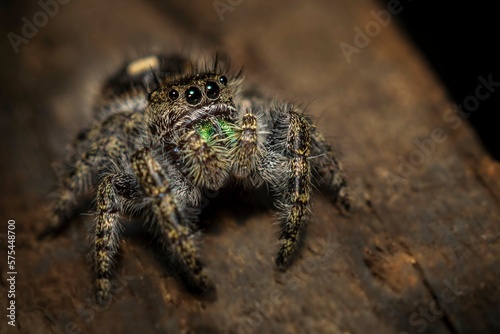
[338,197,352,216]
[275,255,291,272]
[198,276,217,300]
[335,187,353,216]
[96,278,112,306]
[275,240,299,272]
[186,271,217,301]
[190,269,215,291]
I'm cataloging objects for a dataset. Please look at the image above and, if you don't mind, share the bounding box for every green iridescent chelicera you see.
[196,119,237,143]
[218,119,237,143]
[196,121,214,142]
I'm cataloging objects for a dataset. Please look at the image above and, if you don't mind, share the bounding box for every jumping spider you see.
[40,53,351,303]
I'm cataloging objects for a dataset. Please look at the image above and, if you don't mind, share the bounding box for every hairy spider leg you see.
[231,111,262,181]
[39,113,141,239]
[274,111,312,270]
[131,148,212,293]
[94,173,142,303]
[249,103,313,271]
[310,130,351,212]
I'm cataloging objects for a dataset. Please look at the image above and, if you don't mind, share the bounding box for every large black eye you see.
[219,76,228,86]
[205,81,220,99]
[168,89,179,101]
[185,86,202,105]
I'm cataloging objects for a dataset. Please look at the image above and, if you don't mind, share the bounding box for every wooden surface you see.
[1,0,499,333]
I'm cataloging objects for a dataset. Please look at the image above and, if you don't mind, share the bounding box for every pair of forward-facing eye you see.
[168,76,228,105]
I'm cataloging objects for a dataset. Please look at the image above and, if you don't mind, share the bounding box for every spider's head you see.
[146,71,240,139]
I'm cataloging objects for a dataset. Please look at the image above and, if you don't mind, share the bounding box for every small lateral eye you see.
[185,86,202,105]
[205,81,220,99]
[219,75,228,86]
[168,89,179,101]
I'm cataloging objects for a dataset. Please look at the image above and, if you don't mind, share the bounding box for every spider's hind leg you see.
[38,139,101,239]
[310,129,352,213]
[39,112,140,239]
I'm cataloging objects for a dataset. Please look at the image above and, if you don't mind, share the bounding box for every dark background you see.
[1,0,498,159]
[381,0,499,159]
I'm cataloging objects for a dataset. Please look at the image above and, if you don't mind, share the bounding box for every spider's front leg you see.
[259,107,313,271]
[276,111,312,270]
[93,173,142,304]
[131,148,212,293]
[231,110,263,182]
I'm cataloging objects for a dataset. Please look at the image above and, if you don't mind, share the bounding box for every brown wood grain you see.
[1,0,499,333]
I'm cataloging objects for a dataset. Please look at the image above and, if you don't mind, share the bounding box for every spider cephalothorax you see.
[147,71,240,191]
[40,53,351,304]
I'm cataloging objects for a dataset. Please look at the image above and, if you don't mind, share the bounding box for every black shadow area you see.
[379,0,499,160]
